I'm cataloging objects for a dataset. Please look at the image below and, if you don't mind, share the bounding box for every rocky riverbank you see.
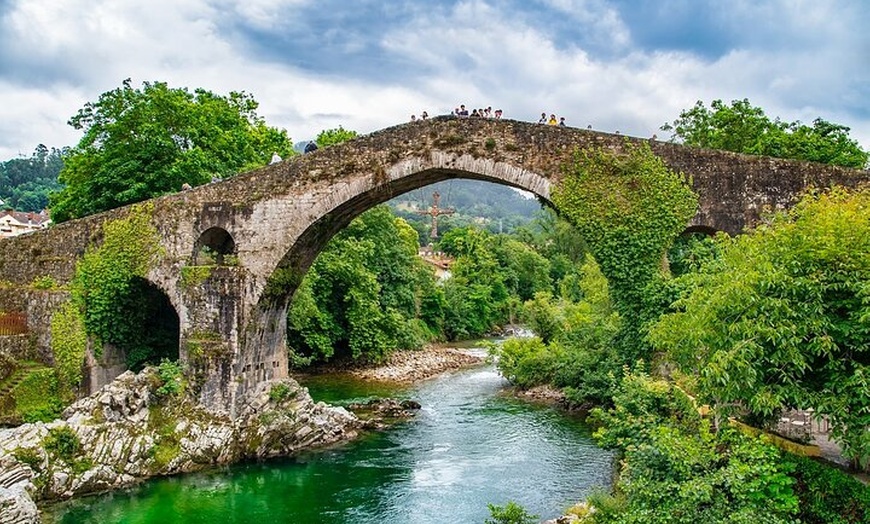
[0,369,361,524]
[301,345,486,383]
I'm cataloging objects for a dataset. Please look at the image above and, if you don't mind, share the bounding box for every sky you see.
[0,0,867,159]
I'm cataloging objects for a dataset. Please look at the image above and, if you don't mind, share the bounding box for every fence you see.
[0,312,27,335]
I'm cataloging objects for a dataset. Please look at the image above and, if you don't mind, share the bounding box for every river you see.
[45,357,613,523]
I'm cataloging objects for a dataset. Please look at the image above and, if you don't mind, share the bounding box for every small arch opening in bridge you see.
[126,277,180,370]
[195,227,237,265]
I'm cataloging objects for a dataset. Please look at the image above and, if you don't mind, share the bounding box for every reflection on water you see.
[46,360,613,524]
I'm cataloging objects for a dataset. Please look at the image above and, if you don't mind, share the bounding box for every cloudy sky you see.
[0,0,867,159]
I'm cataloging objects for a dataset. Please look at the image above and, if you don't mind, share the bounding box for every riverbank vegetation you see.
[488,144,870,521]
[284,139,870,519]
[2,92,868,519]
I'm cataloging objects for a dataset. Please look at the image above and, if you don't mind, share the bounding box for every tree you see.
[662,99,868,169]
[50,79,294,222]
[588,369,800,524]
[286,206,440,364]
[315,126,358,147]
[649,186,870,461]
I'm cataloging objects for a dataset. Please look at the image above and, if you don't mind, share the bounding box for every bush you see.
[268,382,295,402]
[588,370,800,523]
[494,337,558,389]
[789,456,870,523]
[14,368,65,423]
[485,501,538,524]
[43,426,82,462]
[12,447,42,471]
[155,359,184,397]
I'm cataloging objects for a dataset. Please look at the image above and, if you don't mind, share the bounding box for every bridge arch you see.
[194,226,237,265]
[263,160,552,308]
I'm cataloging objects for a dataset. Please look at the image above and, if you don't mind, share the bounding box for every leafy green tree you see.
[50,79,294,222]
[493,255,621,407]
[552,142,698,362]
[287,206,440,364]
[514,207,588,288]
[649,187,870,461]
[521,292,562,344]
[315,126,358,147]
[552,255,622,407]
[662,99,868,168]
[488,235,552,301]
[441,228,512,339]
[493,336,559,389]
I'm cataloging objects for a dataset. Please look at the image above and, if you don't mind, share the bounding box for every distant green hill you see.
[388,179,542,244]
[0,145,64,212]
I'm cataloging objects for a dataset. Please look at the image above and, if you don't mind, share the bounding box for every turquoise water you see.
[46,363,613,523]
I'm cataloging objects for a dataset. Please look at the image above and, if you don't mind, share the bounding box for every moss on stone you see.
[180,265,214,289]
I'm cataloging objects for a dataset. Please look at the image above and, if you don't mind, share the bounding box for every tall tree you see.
[662,99,869,169]
[286,206,440,364]
[50,79,295,222]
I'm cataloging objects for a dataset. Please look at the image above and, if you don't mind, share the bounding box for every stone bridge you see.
[0,117,867,416]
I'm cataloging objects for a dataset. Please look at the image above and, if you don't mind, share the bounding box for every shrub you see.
[155,359,184,397]
[494,337,558,389]
[14,368,65,422]
[268,382,296,402]
[789,456,870,523]
[12,447,42,471]
[43,426,82,462]
[485,501,538,524]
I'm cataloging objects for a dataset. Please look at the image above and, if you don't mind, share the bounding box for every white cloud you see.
[0,0,867,160]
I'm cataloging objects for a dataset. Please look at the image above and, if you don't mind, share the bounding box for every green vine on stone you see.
[50,302,87,391]
[55,203,164,368]
[180,265,213,289]
[552,141,698,362]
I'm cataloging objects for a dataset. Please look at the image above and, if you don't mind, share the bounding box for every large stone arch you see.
[224,159,553,414]
[268,158,552,306]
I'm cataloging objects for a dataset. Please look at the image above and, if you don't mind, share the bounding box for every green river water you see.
[45,358,613,523]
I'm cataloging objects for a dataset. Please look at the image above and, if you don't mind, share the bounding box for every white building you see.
[0,210,51,238]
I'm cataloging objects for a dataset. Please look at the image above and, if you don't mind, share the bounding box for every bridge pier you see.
[178,267,288,417]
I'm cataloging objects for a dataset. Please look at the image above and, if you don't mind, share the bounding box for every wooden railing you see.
[0,312,27,335]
